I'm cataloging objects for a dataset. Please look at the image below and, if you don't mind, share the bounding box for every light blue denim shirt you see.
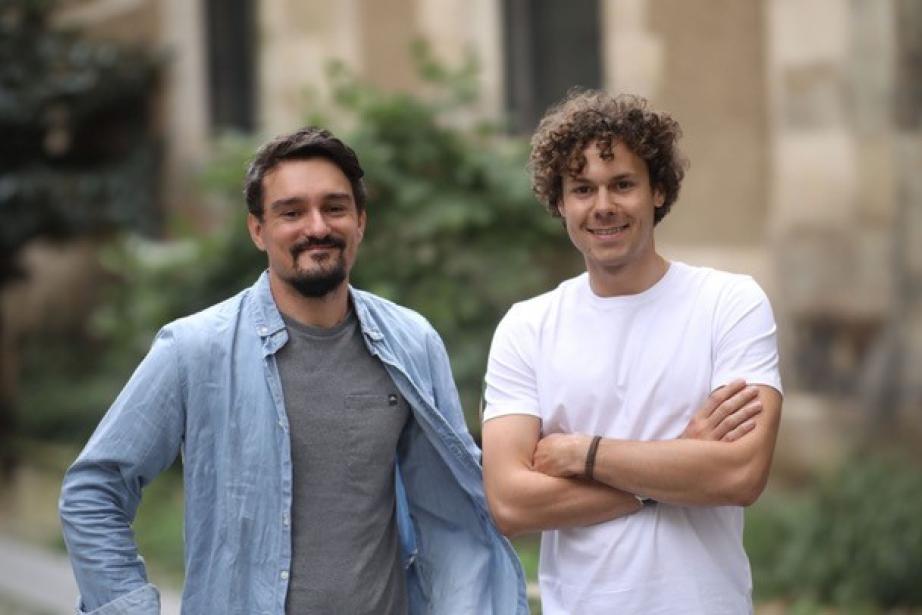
[59,272,528,615]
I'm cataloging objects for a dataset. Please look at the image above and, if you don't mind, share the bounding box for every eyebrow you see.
[268,197,304,211]
[267,192,353,211]
[569,172,637,183]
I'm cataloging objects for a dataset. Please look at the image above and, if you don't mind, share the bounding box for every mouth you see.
[303,245,337,252]
[588,223,629,236]
[292,246,343,269]
[292,239,345,259]
[295,246,337,260]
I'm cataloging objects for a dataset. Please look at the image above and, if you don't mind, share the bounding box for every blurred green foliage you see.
[324,54,580,417]
[16,47,578,440]
[0,0,159,281]
[1,0,158,457]
[745,455,922,610]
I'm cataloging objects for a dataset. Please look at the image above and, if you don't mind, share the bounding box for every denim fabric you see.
[59,272,528,615]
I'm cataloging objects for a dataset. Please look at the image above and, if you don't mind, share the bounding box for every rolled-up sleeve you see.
[60,326,186,613]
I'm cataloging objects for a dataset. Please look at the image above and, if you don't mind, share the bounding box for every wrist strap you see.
[584,435,602,481]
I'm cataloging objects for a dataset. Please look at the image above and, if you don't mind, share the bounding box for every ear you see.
[356,209,367,243]
[654,189,666,209]
[247,213,267,251]
[555,198,565,217]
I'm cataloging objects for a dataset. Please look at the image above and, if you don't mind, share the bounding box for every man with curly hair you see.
[481,91,783,614]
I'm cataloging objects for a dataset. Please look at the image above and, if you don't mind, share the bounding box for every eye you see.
[571,184,593,196]
[614,179,635,191]
[280,210,299,219]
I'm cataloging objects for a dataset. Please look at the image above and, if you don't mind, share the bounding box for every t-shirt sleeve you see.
[482,304,542,422]
[711,276,783,395]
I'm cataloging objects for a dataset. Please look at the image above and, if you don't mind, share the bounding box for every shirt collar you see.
[252,271,286,339]
[251,270,384,343]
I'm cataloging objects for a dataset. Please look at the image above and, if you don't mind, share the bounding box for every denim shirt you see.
[59,272,528,615]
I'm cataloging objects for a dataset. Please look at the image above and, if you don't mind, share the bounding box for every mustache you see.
[290,235,346,257]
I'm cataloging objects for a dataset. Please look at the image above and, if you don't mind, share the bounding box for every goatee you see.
[287,235,349,298]
[289,263,347,298]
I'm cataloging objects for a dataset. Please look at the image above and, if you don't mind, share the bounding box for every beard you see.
[286,235,349,298]
[288,259,347,298]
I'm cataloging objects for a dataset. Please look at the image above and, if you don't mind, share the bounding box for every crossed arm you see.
[482,380,778,537]
[481,414,641,537]
[533,384,782,506]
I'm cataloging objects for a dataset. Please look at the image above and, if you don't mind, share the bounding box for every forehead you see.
[565,140,649,180]
[262,157,353,200]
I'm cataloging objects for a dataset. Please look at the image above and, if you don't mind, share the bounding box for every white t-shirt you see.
[483,261,782,615]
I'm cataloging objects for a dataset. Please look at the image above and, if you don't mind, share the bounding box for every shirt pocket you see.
[343,393,408,479]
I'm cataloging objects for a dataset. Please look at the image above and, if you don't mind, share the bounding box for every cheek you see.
[274,228,300,246]
[564,222,585,248]
[563,207,583,231]
[269,238,290,254]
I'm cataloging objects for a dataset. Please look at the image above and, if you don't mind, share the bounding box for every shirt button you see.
[280,570,289,580]
[258,326,268,336]
[282,513,290,527]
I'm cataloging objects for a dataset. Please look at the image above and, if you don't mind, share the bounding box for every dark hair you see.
[529,90,687,225]
[243,126,367,218]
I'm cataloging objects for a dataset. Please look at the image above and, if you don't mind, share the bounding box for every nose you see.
[593,186,618,217]
[302,208,331,237]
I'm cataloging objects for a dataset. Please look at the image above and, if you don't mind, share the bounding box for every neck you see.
[587,251,669,297]
[268,272,351,328]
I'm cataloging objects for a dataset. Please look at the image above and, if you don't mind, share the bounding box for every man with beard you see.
[60,127,527,615]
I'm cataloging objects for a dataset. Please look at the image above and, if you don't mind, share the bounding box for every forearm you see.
[594,387,781,506]
[485,466,641,537]
[534,387,782,506]
[482,413,641,537]
[60,459,157,610]
[591,438,762,506]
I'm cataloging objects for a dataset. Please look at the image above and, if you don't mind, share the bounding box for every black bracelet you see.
[584,435,602,481]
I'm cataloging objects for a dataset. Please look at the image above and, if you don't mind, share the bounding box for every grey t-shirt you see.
[277,309,409,615]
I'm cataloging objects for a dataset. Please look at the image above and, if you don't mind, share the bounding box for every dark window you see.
[205,0,257,132]
[895,0,922,129]
[503,0,603,133]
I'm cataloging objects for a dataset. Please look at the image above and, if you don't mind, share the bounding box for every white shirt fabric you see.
[483,261,782,615]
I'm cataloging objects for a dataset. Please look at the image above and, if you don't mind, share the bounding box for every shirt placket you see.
[259,324,293,612]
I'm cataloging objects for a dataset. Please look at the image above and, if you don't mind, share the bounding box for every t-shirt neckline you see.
[280,307,357,339]
[579,261,682,309]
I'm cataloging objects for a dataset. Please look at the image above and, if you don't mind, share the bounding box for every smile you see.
[588,223,629,236]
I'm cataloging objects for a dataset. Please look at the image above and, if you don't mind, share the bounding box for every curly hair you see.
[529,90,687,225]
[244,126,366,219]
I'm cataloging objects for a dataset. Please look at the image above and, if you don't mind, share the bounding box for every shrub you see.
[746,454,922,609]
[16,49,578,441]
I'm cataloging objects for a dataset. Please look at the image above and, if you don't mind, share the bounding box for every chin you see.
[288,266,348,298]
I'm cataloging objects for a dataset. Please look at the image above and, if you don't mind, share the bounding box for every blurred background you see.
[1,0,921,613]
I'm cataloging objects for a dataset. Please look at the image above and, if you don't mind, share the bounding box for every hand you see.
[533,433,593,478]
[680,379,762,442]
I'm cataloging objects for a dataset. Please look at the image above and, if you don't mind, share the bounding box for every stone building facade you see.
[11,0,920,466]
